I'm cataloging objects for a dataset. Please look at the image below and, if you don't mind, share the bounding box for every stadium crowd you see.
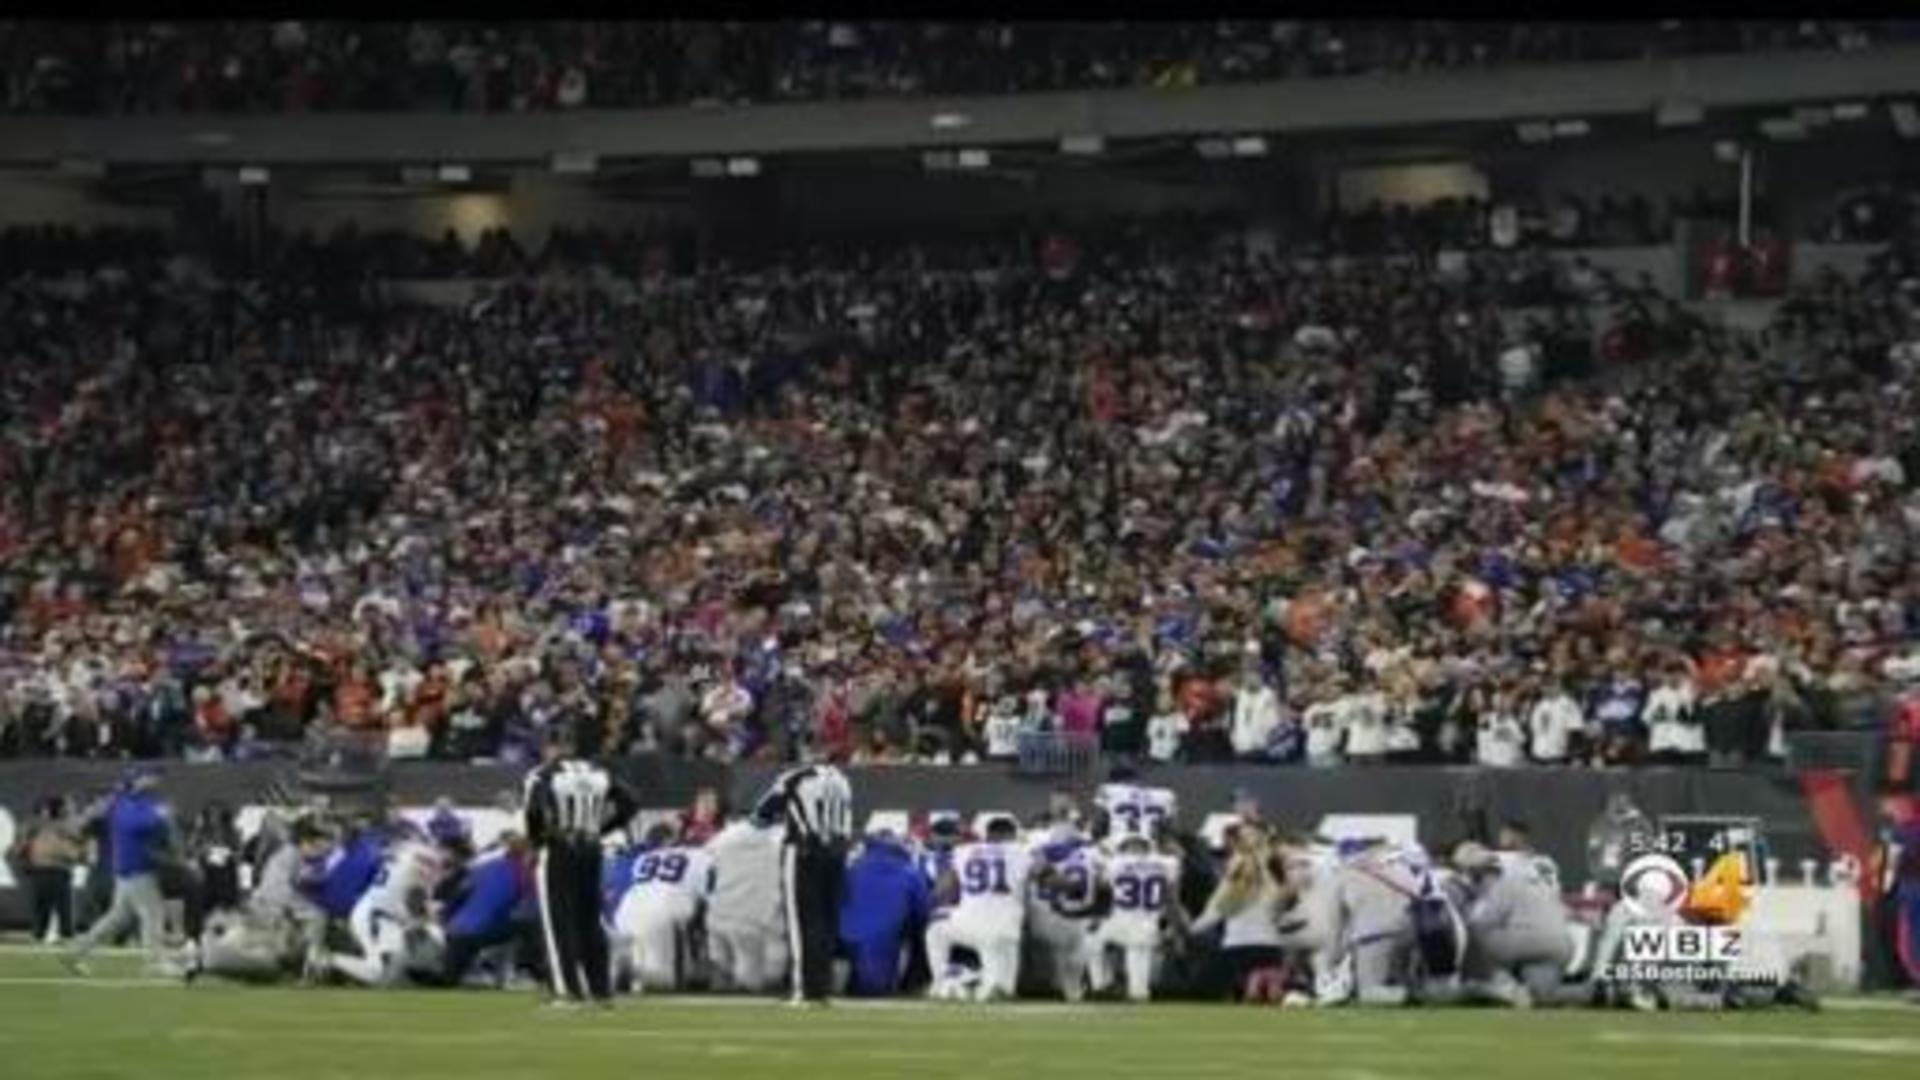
[1,20,1912,114]
[2,212,1920,772]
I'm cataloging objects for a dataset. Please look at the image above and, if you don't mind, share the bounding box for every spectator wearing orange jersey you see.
[1613,525,1665,574]
[333,663,377,732]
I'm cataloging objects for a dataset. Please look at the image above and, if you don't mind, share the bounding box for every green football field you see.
[1,948,1916,1080]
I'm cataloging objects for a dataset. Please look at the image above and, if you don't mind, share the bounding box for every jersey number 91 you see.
[962,856,1011,896]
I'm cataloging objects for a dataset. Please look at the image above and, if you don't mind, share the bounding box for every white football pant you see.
[332,897,408,986]
[926,913,1021,1001]
[707,920,788,993]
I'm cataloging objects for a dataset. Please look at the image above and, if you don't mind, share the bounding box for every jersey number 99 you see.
[634,852,689,885]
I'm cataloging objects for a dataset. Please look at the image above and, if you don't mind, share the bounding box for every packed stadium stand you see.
[10,25,1920,1057]
[0,19,1918,784]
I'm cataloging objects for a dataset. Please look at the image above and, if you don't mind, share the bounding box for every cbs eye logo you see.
[1619,853,1692,918]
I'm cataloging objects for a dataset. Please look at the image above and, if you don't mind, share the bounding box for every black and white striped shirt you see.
[522,759,635,847]
[753,764,853,846]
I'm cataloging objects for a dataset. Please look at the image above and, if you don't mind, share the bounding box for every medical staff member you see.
[64,767,177,976]
[839,827,932,996]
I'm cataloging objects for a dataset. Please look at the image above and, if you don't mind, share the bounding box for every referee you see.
[522,727,638,1007]
[752,762,853,1005]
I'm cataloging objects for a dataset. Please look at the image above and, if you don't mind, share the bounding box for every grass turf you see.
[0,949,1915,1080]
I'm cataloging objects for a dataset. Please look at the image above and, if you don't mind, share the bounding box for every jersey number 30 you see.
[1112,874,1167,911]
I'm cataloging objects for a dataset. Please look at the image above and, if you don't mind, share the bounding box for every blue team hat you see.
[427,807,471,847]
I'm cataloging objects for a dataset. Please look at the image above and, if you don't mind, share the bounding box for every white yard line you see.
[0,942,152,955]
[1821,996,1920,1012]
[1597,1030,1920,1058]
[0,976,177,987]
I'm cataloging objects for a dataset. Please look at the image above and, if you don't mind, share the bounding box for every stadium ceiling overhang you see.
[2,45,1918,168]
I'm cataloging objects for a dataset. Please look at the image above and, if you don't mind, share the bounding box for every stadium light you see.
[437,164,472,184]
[1655,100,1703,128]
[1792,105,1833,128]
[1891,102,1920,139]
[1758,116,1808,141]
[725,157,761,177]
[1831,102,1869,122]
[956,148,991,170]
[921,150,956,171]
[1059,133,1104,156]
[1550,119,1591,138]
[690,158,726,178]
[1231,135,1269,158]
[237,166,271,187]
[930,112,972,131]
[1514,121,1553,145]
[400,165,436,186]
[1194,138,1232,160]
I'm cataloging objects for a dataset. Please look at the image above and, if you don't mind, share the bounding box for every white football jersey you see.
[1096,784,1177,844]
[1281,843,1340,889]
[705,822,783,931]
[1496,850,1562,898]
[1345,841,1434,895]
[1302,701,1346,760]
[1145,712,1188,762]
[1475,713,1526,767]
[950,841,1034,928]
[1028,840,1105,920]
[983,709,1023,759]
[1102,853,1181,936]
[629,845,715,916]
[1341,692,1391,756]
[365,840,442,915]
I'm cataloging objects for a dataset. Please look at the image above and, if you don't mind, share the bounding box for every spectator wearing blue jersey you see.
[64,767,175,975]
[839,828,932,997]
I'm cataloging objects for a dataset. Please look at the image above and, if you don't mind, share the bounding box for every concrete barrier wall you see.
[0,757,1836,894]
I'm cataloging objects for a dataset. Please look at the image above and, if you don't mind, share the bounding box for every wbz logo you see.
[1620,924,1743,964]
[1614,851,1745,969]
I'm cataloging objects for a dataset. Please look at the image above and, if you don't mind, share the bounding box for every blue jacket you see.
[316,831,385,919]
[446,850,527,939]
[107,792,168,878]
[839,838,931,944]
